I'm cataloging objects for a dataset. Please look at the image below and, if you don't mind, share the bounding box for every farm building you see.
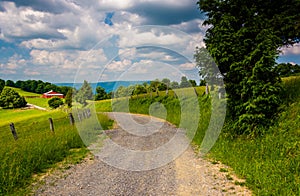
[42,90,64,98]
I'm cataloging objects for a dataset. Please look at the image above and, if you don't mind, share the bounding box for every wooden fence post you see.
[9,123,18,140]
[49,118,54,132]
[77,112,82,122]
[205,83,209,95]
[69,113,75,125]
[193,87,198,97]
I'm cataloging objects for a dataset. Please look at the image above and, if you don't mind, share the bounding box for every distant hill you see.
[54,81,150,92]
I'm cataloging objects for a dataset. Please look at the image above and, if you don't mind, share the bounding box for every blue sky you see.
[0,0,299,83]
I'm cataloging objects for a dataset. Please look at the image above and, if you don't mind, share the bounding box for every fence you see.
[0,108,91,141]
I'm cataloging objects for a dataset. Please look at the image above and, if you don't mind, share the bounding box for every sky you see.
[0,0,299,83]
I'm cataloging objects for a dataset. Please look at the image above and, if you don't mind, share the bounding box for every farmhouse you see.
[42,90,64,98]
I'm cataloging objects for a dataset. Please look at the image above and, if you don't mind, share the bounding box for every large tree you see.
[197,0,300,134]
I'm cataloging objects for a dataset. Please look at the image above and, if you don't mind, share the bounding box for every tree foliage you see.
[274,63,300,77]
[5,80,15,87]
[48,97,63,109]
[0,79,4,94]
[14,79,71,95]
[197,0,300,134]
[95,86,110,100]
[64,89,73,108]
[180,76,192,88]
[74,80,93,106]
[0,88,27,109]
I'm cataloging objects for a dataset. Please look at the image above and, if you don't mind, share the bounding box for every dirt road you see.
[34,113,251,195]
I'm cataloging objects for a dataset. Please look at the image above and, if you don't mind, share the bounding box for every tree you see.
[150,79,161,96]
[65,89,73,108]
[170,81,179,89]
[199,80,206,86]
[0,88,27,109]
[194,47,223,91]
[48,97,63,109]
[197,0,300,134]
[274,63,300,77]
[189,80,197,87]
[95,86,108,100]
[74,80,93,106]
[180,76,191,88]
[161,78,171,95]
[133,84,147,95]
[5,80,15,87]
[0,79,5,93]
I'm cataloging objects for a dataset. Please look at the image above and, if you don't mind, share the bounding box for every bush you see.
[48,97,63,109]
[0,88,27,109]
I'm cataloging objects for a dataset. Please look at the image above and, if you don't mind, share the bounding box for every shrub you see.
[48,97,63,109]
[0,88,27,109]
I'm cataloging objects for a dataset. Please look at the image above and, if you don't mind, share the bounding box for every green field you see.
[25,97,51,109]
[0,109,113,195]
[5,87,41,97]
[0,109,64,127]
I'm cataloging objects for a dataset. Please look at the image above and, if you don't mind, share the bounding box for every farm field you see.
[0,109,64,127]
[0,107,113,195]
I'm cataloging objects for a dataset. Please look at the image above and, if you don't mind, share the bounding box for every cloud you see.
[0,2,65,41]
[179,62,196,70]
[24,69,40,76]
[281,44,300,55]
[29,49,107,68]
[0,0,206,82]
[106,59,132,72]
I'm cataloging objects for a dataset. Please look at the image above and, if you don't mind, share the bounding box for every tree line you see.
[5,79,71,96]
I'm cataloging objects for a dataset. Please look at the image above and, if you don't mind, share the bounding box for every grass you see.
[25,97,50,109]
[93,77,300,195]
[206,76,300,195]
[5,87,41,97]
[0,109,65,127]
[0,107,113,195]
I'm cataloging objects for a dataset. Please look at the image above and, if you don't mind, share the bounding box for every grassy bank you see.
[209,76,300,195]
[0,109,112,195]
[93,77,299,195]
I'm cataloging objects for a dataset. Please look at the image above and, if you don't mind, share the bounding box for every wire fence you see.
[0,108,91,142]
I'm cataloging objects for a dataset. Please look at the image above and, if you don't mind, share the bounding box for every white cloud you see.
[0,2,63,41]
[24,69,40,76]
[179,62,196,70]
[30,49,108,69]
[281,44,300,55]
[106,59,132,71]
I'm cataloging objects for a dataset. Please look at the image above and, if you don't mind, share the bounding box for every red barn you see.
[42,90,64,98]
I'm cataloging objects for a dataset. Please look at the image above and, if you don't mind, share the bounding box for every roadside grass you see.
[206,76,300,195]
[0,109,113,195]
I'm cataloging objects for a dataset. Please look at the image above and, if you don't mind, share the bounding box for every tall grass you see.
[208,76,300,195]
[0,110,113,195]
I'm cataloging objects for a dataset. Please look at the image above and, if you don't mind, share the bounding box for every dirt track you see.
[34,113,251,196]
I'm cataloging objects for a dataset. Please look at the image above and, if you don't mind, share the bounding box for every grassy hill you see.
[5,87,41,97]
[94,77,300,195]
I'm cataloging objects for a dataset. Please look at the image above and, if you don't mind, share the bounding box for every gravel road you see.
[34,113,251,196]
